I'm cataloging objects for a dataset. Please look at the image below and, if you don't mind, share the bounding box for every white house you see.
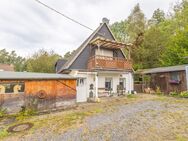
[55,18,134,102]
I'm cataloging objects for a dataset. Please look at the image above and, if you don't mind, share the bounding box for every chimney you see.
[102,17,110,24]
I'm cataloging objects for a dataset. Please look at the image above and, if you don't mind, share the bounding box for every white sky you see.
[0,0,181,57]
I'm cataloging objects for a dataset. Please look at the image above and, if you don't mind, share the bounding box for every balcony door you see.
[95,48,113,58]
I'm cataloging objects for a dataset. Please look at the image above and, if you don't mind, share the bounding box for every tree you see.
[148,9,165,26]
[63,50,75,60]
[135,26,166,69]
[127,3,146,42]
[160,0,188,66]
[0,49,26,71]
[110,20,129,43]
[25,49,62,73]
[160,25,188,66]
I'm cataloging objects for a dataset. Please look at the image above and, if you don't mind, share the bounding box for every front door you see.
[76,78,87,102]
[105,77,113,91]
[119,78,126,90]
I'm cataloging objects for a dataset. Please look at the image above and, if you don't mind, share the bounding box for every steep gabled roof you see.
[58,22,122,73]
[55,59,67,72]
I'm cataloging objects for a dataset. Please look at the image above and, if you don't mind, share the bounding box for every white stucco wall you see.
[98,73,119,93]
[122,72,134,93]
[75,71,134,102]
[76,72,95,102]
[98,72,134,93]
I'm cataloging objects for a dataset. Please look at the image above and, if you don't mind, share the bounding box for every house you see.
[56,18,134,102]
[0,64,14,71]
[55,59,67,72]
[0,71,77,113]
[137,64,188,94]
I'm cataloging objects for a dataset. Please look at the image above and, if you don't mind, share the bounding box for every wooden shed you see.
[136,64,188,94]
[0,71,77,113]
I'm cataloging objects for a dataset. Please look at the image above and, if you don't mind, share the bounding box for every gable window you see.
[105,78,113,91]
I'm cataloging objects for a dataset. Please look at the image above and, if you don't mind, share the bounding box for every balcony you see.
[87,55,132,71]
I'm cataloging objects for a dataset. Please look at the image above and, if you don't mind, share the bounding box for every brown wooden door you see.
[157,76,167,93]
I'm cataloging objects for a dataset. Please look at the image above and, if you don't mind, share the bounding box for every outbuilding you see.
[0,71,77,113]
[136,64,188,94]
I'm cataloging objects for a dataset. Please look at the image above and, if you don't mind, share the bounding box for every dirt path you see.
[2,95,188,141]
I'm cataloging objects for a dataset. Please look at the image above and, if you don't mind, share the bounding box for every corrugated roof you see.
[138,64,188,74]
[0,71,76,80]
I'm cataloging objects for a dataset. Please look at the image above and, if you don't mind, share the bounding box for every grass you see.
[0,106,105,140]
[176,135,188,141]
[0,94,159,140]
[127,94,137,99]
[0,129,9,139]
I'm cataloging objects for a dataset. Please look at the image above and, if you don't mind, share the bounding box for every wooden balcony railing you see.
[87,55,132,71]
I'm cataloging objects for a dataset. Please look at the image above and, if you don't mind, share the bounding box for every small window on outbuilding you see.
[169,72,180,84]
[170,72,180,81]
[0,82,25,94]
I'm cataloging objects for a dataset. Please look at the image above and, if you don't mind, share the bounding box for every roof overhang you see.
[136,64,188,74]
[0,71,77,80]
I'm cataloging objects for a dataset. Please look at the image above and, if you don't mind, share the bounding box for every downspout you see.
[186,66,188,90]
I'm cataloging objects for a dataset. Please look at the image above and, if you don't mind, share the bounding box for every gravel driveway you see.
[51,97,188,141]
[3,95,188,141]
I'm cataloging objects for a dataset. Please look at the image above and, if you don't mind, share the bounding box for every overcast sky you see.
[0,0,181,57]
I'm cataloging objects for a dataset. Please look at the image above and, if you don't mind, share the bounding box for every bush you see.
[180,91,188,98]
[156,86,163,95]
[169,91,179,97]
[169,91,188,98]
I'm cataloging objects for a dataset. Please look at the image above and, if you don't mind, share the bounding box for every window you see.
[105,78,113,91]
[170,72,179,81]
[77,78,85,86]
[0,82,25,94]
[119,78,126,89]
[169,72,180,84]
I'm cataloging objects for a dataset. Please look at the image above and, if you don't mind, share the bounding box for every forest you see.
[0,0,188,72]
[111,0,188,70]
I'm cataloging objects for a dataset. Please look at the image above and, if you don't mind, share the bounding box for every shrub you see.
[156,86,163,95]
[169,91,179,97]
[180,91,188,98]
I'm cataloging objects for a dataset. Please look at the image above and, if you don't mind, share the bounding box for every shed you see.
[136,64,188,94]
[0,71,77,113]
